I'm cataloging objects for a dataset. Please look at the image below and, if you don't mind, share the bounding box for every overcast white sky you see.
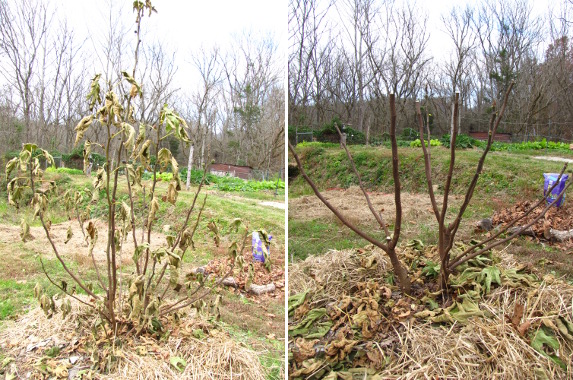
[57,0,286,94]
[419,0,558,60]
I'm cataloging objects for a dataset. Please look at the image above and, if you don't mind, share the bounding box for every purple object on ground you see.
[543,173,569,207]
[252,231,272,262]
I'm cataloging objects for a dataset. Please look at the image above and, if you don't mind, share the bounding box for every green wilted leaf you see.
[121,71,142,98]
[480,266,501,294]
[169,264,179,288]
[288,292,308,316]
[169,356,187,373]
[151,248,167,263]
[1,357,14,370]
[422,260,440,278]
[406,239,424,252]
[44,346,60,358]
[246,263,254,289]
[132,243,149,266]
[421,296,439,310]
[531,327,566,369]
[22,143,37,152]
[160,104,190,143]
[230,218,242,232]
[7,179,23,207]
[289,308,330,337]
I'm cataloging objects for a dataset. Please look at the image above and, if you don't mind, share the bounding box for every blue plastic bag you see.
[252,230,272,263]
[543,173,569,207]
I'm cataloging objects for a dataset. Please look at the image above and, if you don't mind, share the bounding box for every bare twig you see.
[449,178,571,270]
[334,123,390,238]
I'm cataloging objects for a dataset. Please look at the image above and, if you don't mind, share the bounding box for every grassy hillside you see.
[289,143,569,200]
[289,143,573,269]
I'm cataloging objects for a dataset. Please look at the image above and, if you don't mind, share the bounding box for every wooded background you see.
[289,0,573,143]
[0,0,285,176]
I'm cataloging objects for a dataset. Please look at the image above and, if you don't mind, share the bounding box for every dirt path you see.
[259,201,286,209]
[533,155,573,164]
[289,186,461,224]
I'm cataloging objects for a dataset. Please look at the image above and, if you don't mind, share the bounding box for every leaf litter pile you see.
[0,298,267,379]
[492,200,573,246]
[288,243,573,379]
[205,249,285,294]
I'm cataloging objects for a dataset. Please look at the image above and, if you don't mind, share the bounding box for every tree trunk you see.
[186,144,194,190]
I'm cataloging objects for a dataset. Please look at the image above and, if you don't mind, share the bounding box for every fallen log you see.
[222,277,237,287]
[544,228,573,242]
[508,226,536,237]
[506,225,573,242]
[249,283,275,295]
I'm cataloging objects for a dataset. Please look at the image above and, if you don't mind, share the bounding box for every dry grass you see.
[289,247,573,379]
[288,246,389,297]
[0,298,268,379]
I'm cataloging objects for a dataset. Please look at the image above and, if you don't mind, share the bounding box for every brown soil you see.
[289,187,445,222]
[289,187,466,241]
[0,219,165,266]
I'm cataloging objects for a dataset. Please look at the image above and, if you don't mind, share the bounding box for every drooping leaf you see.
[39,149,54,168]
[480,266,502,294]
[230,218,242,232]
[137,139,152,169]
[157,148,172,170]
[74,115,94,146]
[121,71,142,98]
[207,221,220,247]
[160,104,190,143]
[122,122,136,152]
[87,74,102,111]
[34,282,43,299]
[19,149,31,172]
[5,157,18,179]
[64,225,73,244]
[61,299,72,318]
[147,197,159,227]
[132,242,150,265]
[166,181,178,205]
[169,356,187,373]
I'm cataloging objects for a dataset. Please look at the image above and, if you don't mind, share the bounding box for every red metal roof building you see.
[209,163,253,180]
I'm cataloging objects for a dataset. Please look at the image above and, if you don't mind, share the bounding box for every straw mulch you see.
[288,246,573,379]
[0,299,268,379]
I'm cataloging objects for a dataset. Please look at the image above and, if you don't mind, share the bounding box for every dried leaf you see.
[64,225,73,244]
